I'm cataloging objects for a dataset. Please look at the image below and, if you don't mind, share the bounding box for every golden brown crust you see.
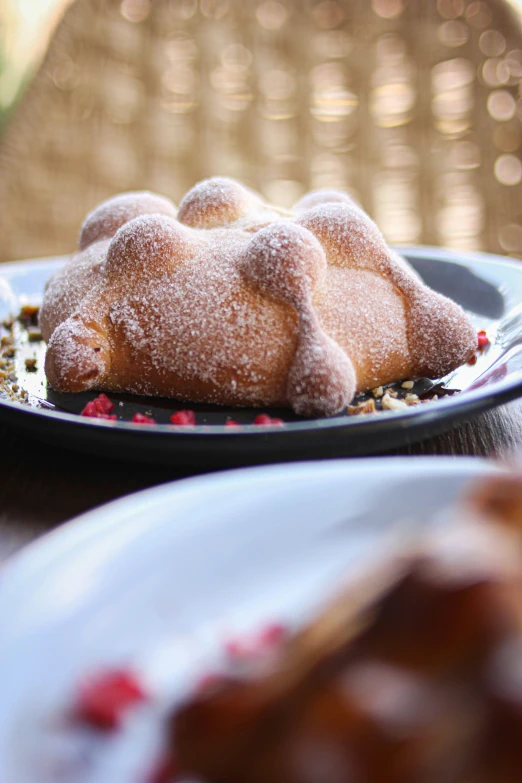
[41,178,477,416]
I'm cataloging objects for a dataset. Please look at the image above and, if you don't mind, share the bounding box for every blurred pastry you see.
[172,473,522,783]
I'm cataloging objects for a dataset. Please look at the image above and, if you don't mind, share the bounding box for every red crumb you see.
[81,403,116,420]
[94,393,114,413]
[258,622,287,646]
[170,410,196,425]
[81,394,116,420]
[74,669,146,731]
[225,622,287,660]
[225,419,240,427]
[131,412,156,425]
[468,354,477,366]
[477,330,490,349]
[253,414,284,426]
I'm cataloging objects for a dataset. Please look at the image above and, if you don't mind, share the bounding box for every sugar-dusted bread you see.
[171,475,522,783]
[40,178,476,416]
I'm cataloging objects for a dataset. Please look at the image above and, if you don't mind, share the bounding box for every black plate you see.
[0,247,521,467]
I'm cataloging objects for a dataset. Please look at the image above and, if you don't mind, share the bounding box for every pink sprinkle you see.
[74,669,146,732]
[81,394,117,419]
[253,414,284,426]
[131,412,156,425]
[225,419,240,427]
[170,410,196,425]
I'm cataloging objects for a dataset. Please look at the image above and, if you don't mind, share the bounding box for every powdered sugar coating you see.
[105,229,298,405]
[40,239,109,342]
[316,268,412,389]
[79,192,177,251]
[298,202,390,271]
[46,313,110,393]
[106,214,196,279]
[300,202,477,380]
[242,222,355,414]
[242,223,326,307]
[287,310,356,417]
[178,177,289,232]
[41,179,477,416]
[177,177,257,229]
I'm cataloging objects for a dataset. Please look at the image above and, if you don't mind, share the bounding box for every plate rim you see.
[0,246,521,438]
[0,455,500,585]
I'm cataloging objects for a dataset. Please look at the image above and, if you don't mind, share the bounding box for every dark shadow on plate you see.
[408,257,505,319]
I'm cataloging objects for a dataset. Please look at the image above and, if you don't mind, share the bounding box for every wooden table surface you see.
[1,397,521,564]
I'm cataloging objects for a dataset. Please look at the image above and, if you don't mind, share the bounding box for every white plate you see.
[0,457,500,782]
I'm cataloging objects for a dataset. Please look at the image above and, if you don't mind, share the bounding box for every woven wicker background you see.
[0,0,521,262]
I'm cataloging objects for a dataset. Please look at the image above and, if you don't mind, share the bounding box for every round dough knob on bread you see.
[45,316,110,393]
[178,177,259,229]
[106,214,195,279]
[242,222,326,307]
[79,191,177,251]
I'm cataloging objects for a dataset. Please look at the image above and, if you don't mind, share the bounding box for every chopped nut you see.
[18,304,39,326]
[24,357,37,371]
[28,330,42,342]
[372,386,384,398]
[405,393,420,406]
[2,347,15,358]
[401,380,415,390]
[347,398,377,416]
[20,304,39,316]
[382,393,408,411]
[11,384,18,392]
[1,335,14,347]
[388,390,399,398]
